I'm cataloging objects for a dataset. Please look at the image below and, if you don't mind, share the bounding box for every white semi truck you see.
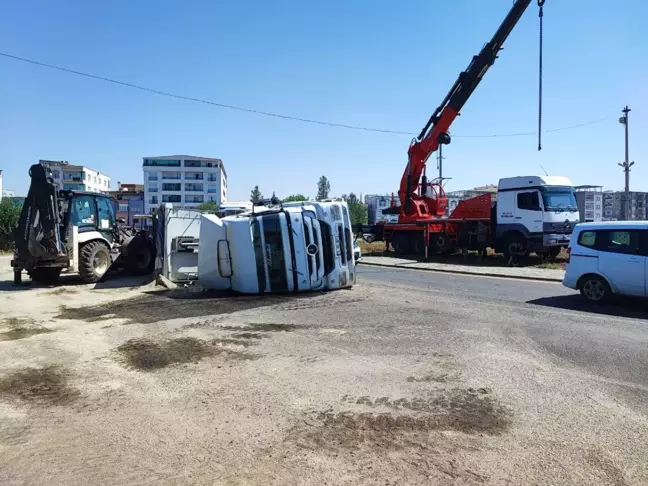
[198,200,356,293]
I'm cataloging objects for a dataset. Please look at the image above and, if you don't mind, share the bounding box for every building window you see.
[150,196,158,204]
[147,174,159,181]
[148,186,159,193]
[184,159,203,167]
[143,159,181,167]
[162,195,182,203]
[162,183,181,191]
[207,186,218,194]
[119,203,129,212]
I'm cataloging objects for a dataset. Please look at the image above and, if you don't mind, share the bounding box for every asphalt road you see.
[357,264,648,407]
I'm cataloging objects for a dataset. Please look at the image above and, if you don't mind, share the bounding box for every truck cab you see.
[198,200,356,293]
[495,175,580,257]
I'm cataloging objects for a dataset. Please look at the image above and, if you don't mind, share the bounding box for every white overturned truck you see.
[156,200,357,293]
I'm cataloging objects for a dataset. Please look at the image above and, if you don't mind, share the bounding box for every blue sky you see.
[1,0,646,200]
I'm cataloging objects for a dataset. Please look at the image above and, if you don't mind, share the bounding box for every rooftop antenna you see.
[540,165,549,176]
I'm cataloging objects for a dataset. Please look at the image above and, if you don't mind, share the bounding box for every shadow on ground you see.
[362,251,564,270]
[528,295,648,319]
[0,270,155,292]
[55,288,327,325]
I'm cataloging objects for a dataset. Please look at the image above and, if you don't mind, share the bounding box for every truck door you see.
[515,191,543,235]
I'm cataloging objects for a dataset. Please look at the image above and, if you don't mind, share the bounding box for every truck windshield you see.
[251,213,289,293]
[540,186,578,212]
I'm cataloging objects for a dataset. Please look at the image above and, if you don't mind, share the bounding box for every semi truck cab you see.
[495,175,579,256]
[198,200,356,293]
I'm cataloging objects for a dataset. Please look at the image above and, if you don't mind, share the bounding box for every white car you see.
[562,221,648,302]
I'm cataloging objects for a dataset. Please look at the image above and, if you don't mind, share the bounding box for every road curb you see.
[358,260,563,283]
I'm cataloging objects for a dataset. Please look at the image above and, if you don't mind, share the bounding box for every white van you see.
[562,221,648,302]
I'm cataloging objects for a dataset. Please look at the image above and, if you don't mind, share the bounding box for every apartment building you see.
[109,183,145,227]
[575,185,604,222]
[142,155,227,214]
[39,160,111,193]
[602,190,648,221]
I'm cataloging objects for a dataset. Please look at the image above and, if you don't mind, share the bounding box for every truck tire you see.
[79,241,111,283]
[503,233,527,264]
[28,267,62,285]
[412,234,426,256]
[391,232,412,255]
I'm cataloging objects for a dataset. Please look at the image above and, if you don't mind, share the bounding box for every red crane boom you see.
[399,0,539,223]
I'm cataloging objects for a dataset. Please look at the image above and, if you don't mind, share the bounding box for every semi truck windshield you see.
[540,186,578,211]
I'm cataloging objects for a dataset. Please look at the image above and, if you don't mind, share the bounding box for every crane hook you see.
[537,0,545,151]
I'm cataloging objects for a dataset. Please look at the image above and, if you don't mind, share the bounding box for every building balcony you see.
[161,176,182,180]
[147,176,159,181]
[185,188,204,192]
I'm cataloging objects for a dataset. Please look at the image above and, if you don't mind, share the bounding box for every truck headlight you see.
[547,239,557,245]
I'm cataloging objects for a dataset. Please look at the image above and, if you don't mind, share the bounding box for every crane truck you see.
[357,0,579,261]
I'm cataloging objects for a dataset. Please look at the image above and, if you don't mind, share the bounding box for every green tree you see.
[282,194,309,202]
[316,176,330,200]
[198,201,220,213]
[250,186,263,203]
[342,193,368,226]
[0,198,21,250]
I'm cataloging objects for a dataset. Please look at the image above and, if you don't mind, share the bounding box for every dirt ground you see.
[0,260,646,485]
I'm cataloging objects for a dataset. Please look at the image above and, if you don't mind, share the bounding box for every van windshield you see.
[540,186,578,212]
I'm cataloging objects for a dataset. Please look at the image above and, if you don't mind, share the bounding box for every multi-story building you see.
[109,183,145,227]
[602,190,648,221]
[142,155,227,214]
[364,194,398,225]
[39,160,111,193]
[575,185,604,222]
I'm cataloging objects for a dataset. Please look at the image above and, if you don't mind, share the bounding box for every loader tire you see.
[79,241,111,283]
[28,267,62,285]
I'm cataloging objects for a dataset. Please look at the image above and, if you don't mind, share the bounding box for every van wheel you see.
[79,241,111,283]
[579,275,610,303]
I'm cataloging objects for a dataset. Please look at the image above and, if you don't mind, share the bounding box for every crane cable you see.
[537,0,545,151]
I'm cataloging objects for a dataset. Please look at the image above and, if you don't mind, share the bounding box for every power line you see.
[0,51,610,138]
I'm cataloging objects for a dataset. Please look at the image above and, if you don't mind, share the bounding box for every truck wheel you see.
[391,232,412,255]
[503,233,527,264]
[579,275,610,303]
[27,267,62,285]
[79,241,111,283]
[412,234,426,256]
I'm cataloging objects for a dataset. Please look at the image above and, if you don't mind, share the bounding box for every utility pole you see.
[618,106,634,220]
[437,144,445,180]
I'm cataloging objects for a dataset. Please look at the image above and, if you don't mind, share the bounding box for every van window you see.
[578,231,597,248]
[517,192,541,211]
[597,230,641,255]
